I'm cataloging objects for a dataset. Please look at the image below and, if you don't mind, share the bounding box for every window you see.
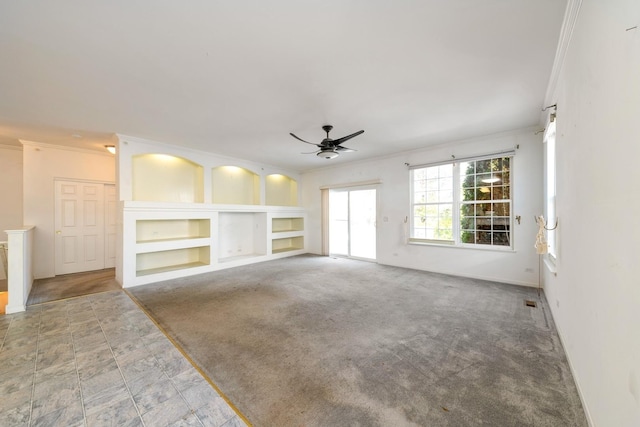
[410,153,513,248]
[411,164,454,241]
[544,119,557,259]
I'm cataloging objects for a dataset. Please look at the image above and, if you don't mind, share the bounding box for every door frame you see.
[322,182,379,261]
[54,178,116,275]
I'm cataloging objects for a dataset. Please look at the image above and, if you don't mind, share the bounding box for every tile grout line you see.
[67,300,89,427]
[88,294,147,426]
[0,311,13,352]
[28,306,43,426]
[125,289,252,427]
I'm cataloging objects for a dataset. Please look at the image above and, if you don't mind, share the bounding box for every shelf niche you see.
[132,154,204,203]
[136,219,210,243]
[218,212,267,262]
[212,166,260,205]
[272,236,304,254]
[272,217,304,233]
[265,174,298,206]
[136,246,210,276]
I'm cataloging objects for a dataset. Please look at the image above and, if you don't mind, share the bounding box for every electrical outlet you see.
[525,268,534,273]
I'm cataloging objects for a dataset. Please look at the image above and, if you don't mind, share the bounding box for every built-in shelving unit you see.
[119,135,306,287]
[122,203,306,287]
[269,214,305,256]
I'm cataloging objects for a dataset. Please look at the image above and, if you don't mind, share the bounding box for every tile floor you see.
[0,290,248,427]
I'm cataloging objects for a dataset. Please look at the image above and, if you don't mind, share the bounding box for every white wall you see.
[302,128,543,286]
[0,145,24,235]
[542,1,640,425]
[22,142,115,278]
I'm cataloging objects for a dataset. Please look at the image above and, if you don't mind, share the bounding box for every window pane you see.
[477,159,491,172]
[413,155,512,247]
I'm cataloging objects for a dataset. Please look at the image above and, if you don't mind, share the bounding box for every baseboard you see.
[5,304,26,314]
[543,290,595,426]
[378,260,538,288]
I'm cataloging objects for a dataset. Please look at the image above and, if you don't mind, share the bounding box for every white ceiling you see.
[0,1,566,172]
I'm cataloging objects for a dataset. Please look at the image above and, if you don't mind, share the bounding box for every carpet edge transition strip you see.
[124,289,253,427]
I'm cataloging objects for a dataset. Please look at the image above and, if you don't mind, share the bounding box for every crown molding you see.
[19,140,113,157]
[0,143,23,151]
[543,0,583,109]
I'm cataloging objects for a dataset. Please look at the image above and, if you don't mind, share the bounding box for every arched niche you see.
[132,154,204,203]
[265,174,298,206]
[211,166,260,205]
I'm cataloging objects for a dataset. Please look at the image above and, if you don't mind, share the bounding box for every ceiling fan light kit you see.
[290,124,364,160]
[317,150,339,159]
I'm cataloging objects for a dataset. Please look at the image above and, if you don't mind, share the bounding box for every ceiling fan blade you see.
[301,149,321,154]
[332,130,364,145]
[335,146,356,152]
[290,132,318,145]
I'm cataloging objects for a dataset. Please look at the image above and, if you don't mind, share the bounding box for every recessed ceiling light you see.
[104,145,116,154]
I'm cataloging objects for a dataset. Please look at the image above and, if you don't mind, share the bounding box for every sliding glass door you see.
[329,188,376,260]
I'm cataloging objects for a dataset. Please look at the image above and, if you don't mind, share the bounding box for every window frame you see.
[409,151,515,250]
[544,118,557,261]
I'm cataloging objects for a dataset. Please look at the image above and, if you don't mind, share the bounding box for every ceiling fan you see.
[290,125,364,159]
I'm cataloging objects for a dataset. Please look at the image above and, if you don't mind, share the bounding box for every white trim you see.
[408,149,516,170]
[542,0,583,110]
[543,294,595,427]
[0,143,23,151]
[319,179,382,190]
[20,140,113,157]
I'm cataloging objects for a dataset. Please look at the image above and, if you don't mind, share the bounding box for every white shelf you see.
[272,236,304,254]
[136,246,210,277]
[218,253,266,263]
[136,237,211,254]
[137,261,209,277]
[272,217,304,233]
[136,218,210,243]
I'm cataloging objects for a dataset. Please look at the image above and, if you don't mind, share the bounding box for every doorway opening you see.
[329,188,377,260]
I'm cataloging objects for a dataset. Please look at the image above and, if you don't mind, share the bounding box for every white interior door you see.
[329,188,377,260]
[55,180,106,275]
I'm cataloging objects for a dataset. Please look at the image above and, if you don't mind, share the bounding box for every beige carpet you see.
[130,255,587,427]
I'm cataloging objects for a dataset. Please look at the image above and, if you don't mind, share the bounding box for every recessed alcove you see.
[218,212,267,262]
[136,246,210,276]
[136,219,210,243]
[212,166,260,205]
[132,154,204,203]
[272,236,304,254]
[265,174,298,206]
[272,217,304,233]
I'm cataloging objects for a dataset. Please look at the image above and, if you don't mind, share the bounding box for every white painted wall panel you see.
[0,146,24,237]
[543,1,640,425]
[22,143,115,278]
[302,129,543,287]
